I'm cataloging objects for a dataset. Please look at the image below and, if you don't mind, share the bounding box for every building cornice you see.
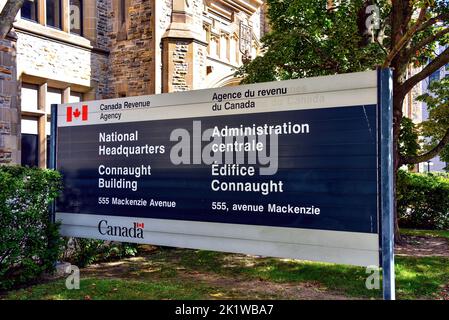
[223,0,264,15]
[206,0,264,20]
[162,34,208,47]
[13,20,110,55]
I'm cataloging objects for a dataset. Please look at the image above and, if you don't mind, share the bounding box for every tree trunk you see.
[389,0,411,245]
[0,0,25,39]
[391,67,407,244]
[392,102,403,243]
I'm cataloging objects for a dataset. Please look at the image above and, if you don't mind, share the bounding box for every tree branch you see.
[416,12,449,33]
[0,0,25,39]
[382,5,428,68]
[0,247,14,266]
[406,27,449,60]
[375,36,388,56]
[401,127,449,165]
[401,46,449,94]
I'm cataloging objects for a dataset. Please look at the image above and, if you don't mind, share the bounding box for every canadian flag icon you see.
[66,105,88,122]
[134,222,144,229]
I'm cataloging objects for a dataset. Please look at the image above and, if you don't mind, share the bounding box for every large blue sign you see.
[57,105,378,233]
[54,70,387,267]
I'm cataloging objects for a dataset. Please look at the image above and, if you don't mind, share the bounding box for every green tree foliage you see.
[237,0,388,83]
[238,0,449,238]
[400,117,421,159]
[0,166,63,290]
[397,170,449,229]
[238,0,449,166]
[400,117,421,169]
[417,76,449,166]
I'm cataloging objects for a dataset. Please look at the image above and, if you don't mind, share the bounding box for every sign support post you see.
[49,103,58,224]
[378,68,395,300]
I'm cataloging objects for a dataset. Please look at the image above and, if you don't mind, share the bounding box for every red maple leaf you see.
[73,108,81,118]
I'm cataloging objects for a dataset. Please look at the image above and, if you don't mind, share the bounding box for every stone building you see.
[419,45,449,172]
[0,0,266,168]
[402,65,423,125]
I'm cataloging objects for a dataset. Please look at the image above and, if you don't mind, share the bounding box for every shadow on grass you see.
[3,247,449,300]
[168,249,449,299]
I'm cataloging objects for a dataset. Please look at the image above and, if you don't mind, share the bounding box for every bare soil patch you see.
[395,235,449,257]
[80,252,352,300]
[177,270,351,300]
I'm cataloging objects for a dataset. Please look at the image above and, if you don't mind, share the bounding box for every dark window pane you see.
[21,134,39,167]
[46,0,61,29]
[120,0,126,25]
[70,0,83,35]
[429,71,440,84]
[21,0,38,22]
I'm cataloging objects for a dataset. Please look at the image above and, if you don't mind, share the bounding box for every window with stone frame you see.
[69,92,84,103]
[21,118,39,167]
[45,88,62,167]
[205,25,211,54]
[46,88,62,111]
[20,84,40,167]
[20,83,80,168]
[21,0,39,22]
[46,0,62,29]
[70,0,83,36]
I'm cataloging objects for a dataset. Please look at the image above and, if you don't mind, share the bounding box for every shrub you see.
[397,170,449,230]
[0,166,63,290]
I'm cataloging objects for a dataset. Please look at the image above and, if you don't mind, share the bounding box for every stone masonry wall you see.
[162,0,208,92]
[159,0,172,35]
[0,32,20,164]
[92,53,110,99]
[192,0,204,34]
[16,32,110,98]
[192,0,207,90]
[172,42,190,91]
[108,0,154,97]
[192,41,207,90]
[96,0,112,51]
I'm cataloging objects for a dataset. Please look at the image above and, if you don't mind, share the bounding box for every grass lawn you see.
[3,278,214,300]
[2,229,448,300]
[401,228,449,241]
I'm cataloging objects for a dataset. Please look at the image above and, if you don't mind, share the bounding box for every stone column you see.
[62,0,70,33]
[0,31,20,165]
[161,0,207,93]
[83,0,98,44]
